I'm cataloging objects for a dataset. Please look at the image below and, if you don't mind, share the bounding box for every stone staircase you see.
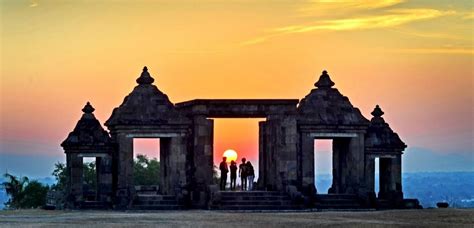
[79,201,110,210]
[314,194,365,210]
[210,191,302,211]
[132,194,184,210]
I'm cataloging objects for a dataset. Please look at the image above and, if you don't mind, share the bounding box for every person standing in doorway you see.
[229,160,237,190]
[246,161,255,191]
[219,157,228,191]
[239,158,247,190]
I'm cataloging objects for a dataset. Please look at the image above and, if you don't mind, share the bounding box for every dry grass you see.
[0,209,472,227]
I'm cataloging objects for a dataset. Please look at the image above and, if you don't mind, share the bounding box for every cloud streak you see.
[393,47,473,55]
[298,0,405,16]
[242,8,454,45]
[276,9,452,33]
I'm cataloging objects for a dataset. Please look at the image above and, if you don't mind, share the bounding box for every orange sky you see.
[1,0,473,175]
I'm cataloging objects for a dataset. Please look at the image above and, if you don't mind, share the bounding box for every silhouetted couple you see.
[219,157,254,191]
[239,158,255,191]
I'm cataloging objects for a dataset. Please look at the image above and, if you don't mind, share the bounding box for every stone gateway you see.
[61,67,420,210]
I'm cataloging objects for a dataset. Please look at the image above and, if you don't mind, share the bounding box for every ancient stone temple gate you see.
[62,67,420,210]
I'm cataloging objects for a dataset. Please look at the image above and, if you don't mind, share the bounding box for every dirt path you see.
[0,209,472,227]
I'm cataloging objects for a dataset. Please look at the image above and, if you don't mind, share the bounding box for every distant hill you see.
[1,172,473,209]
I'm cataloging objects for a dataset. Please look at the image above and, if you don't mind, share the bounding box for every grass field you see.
[0,209,472,227]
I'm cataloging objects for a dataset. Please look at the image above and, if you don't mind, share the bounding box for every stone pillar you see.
[115,133,134,208]
[331,138,347,193]
[300,132,315,195]
[364,154,376,206]
[192,115,213,207]
[67,153,83,206]
[97,155,113,203]
[167,136,188,195]
[393,154,403,198]
[379,157,391,199]
[257,121,267,189]
[263,120,276,190]
[160,137,171,194]
[268,115,298,191]
[364,155,375,194]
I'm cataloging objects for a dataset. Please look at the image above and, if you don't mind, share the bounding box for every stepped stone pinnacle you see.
[136,66,155,85]
[371,105,384,118]
[314,70,335,88]
[82,102,95,114]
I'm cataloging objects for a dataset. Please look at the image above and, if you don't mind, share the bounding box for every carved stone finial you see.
[315,70,335,88]
[82,102,95,114]
[136,66,155,85]
[371,105,384,118]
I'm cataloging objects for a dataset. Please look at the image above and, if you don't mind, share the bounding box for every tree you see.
[51,162,67,191]
[134,154,160,186]
[2,173,49,209]
[2,173,29,208]
[19,180,49,208]
[83,161,97,190]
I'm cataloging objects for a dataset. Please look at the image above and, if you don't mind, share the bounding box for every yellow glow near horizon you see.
[223,149,238,163]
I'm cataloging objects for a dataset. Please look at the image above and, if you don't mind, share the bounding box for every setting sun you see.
[223,149,238,163]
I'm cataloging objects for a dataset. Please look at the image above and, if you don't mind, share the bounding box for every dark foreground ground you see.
[0,209,472,227]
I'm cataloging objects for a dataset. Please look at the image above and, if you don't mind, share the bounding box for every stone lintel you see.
[309,132,358,138]
[299,125,367,133]
[63,147,113,154]
[109,125,189,134]
[176,99,299,118]
[366,153,398,159]
[125,133,185,138]
[78,153,109,158]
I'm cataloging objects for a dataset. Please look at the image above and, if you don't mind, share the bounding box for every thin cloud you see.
[29,0,39,7]
[388,27,468,41]
[297,0,405,17]
[463,12,474,20]
[393,47,473,55]
[275,9,454,33]
[241,8,454,46]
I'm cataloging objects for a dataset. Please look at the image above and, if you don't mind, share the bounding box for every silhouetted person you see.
[239,158,247,190]
[229,160,237,190]
[219,157,228,191]
[246,161,255,191]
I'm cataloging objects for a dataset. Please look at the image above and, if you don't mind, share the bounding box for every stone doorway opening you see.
[213,118,264,191]
[82,156,98,201]
[133,138,161,194]
[314,139,333,194]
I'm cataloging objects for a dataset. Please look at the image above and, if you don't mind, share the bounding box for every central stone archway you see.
[176,99,299,206]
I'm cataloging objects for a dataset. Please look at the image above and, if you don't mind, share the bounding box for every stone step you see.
[317,198,360,204]
[132,205,185,210]
[314,194,364,209]
[220,191,284,196]
[134,200,179,205]
[79,201,110,210]
[221,196,290,201]
[220,200,293,206]
[136,194,176,201]
[210,205,302,210]
[316,194,359,200]
[315,204,364,209]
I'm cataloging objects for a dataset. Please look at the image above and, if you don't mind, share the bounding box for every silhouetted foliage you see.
[51,162,67,191]
[134,155,160,185]
[2,173,49,209]
[83,162,97,190]
[20,180,49,208]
